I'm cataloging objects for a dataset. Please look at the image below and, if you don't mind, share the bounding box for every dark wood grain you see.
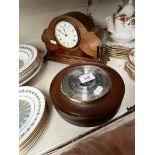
[49,62,125,126]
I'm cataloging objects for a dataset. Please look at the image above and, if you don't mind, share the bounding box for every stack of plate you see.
[19,86,49,154]
[106,45,133,58]
[19,44,42,86]
[125,49,135,80]
[105,33,135,58]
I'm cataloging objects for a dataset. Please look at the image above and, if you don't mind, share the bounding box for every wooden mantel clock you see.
[42,11,107,64]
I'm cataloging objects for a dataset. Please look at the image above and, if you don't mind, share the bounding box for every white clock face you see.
[55,21,79,48]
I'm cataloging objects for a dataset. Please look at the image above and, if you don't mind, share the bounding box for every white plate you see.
[19,62,42,86]
[19,109,48,154]
[19,86,46,145]
[19,44,38,73]
[129,49,135,65]
[19,57,41,82]
[19,54,40,77]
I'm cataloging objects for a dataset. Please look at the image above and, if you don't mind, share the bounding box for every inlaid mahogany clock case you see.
[42,12,107,64]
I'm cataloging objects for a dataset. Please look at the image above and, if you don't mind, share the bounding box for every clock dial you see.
[55,21,79,48]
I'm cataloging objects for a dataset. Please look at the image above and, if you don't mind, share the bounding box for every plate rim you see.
[19,62,42,86]
[19,44,38,73]
[19,86,46,144]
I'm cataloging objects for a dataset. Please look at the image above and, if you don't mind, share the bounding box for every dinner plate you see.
[19,44,38,73]
[19,62,42,86]
[20,124,46,155]
[19,107,49,155]
[19,103,48,147]
[19,58,41,82]
[20,111,47,149]
[19,86,46,145]
[19,54,41,77]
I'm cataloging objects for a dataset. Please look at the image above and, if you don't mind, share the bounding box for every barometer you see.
[50,62,125,126]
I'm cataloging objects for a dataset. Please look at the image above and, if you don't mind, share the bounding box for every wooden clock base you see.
[44,47,109,65]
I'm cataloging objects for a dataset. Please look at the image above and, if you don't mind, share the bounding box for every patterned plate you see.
[19,54,40,77]
[19,57,41,81]
[19,44,38,73]
[19,106,48,154]
[19,62,42,86]
[19,86,46,145]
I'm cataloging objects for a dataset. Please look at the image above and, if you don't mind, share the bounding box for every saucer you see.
[105,34,135,49]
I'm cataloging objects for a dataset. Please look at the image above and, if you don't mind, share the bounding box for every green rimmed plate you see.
[19,86,46,145]
[19,44,38,74]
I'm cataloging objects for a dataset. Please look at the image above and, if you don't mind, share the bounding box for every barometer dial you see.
[61,65,111,103]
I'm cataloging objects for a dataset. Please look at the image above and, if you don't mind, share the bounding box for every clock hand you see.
[57,29,65,35]
[57,29,67,37]
[63,27,67,34]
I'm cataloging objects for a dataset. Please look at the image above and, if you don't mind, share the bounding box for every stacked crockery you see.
[125,49,135,80]
[19,44,42,86]
[104,0,135,58]
[105,43,133,58]
[19,86,49,154]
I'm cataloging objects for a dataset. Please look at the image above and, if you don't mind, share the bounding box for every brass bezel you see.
[60,65,112,104]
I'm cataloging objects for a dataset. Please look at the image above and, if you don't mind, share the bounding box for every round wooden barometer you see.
[49,62,125,127]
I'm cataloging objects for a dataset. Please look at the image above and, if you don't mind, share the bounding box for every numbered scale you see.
[50,62,125,127]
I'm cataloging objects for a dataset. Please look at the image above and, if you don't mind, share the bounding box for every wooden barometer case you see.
[42,11,107,64]
[49,62,125,127]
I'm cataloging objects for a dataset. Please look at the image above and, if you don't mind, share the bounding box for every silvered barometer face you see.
[61,65,111,103]
[55,21,78,48]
